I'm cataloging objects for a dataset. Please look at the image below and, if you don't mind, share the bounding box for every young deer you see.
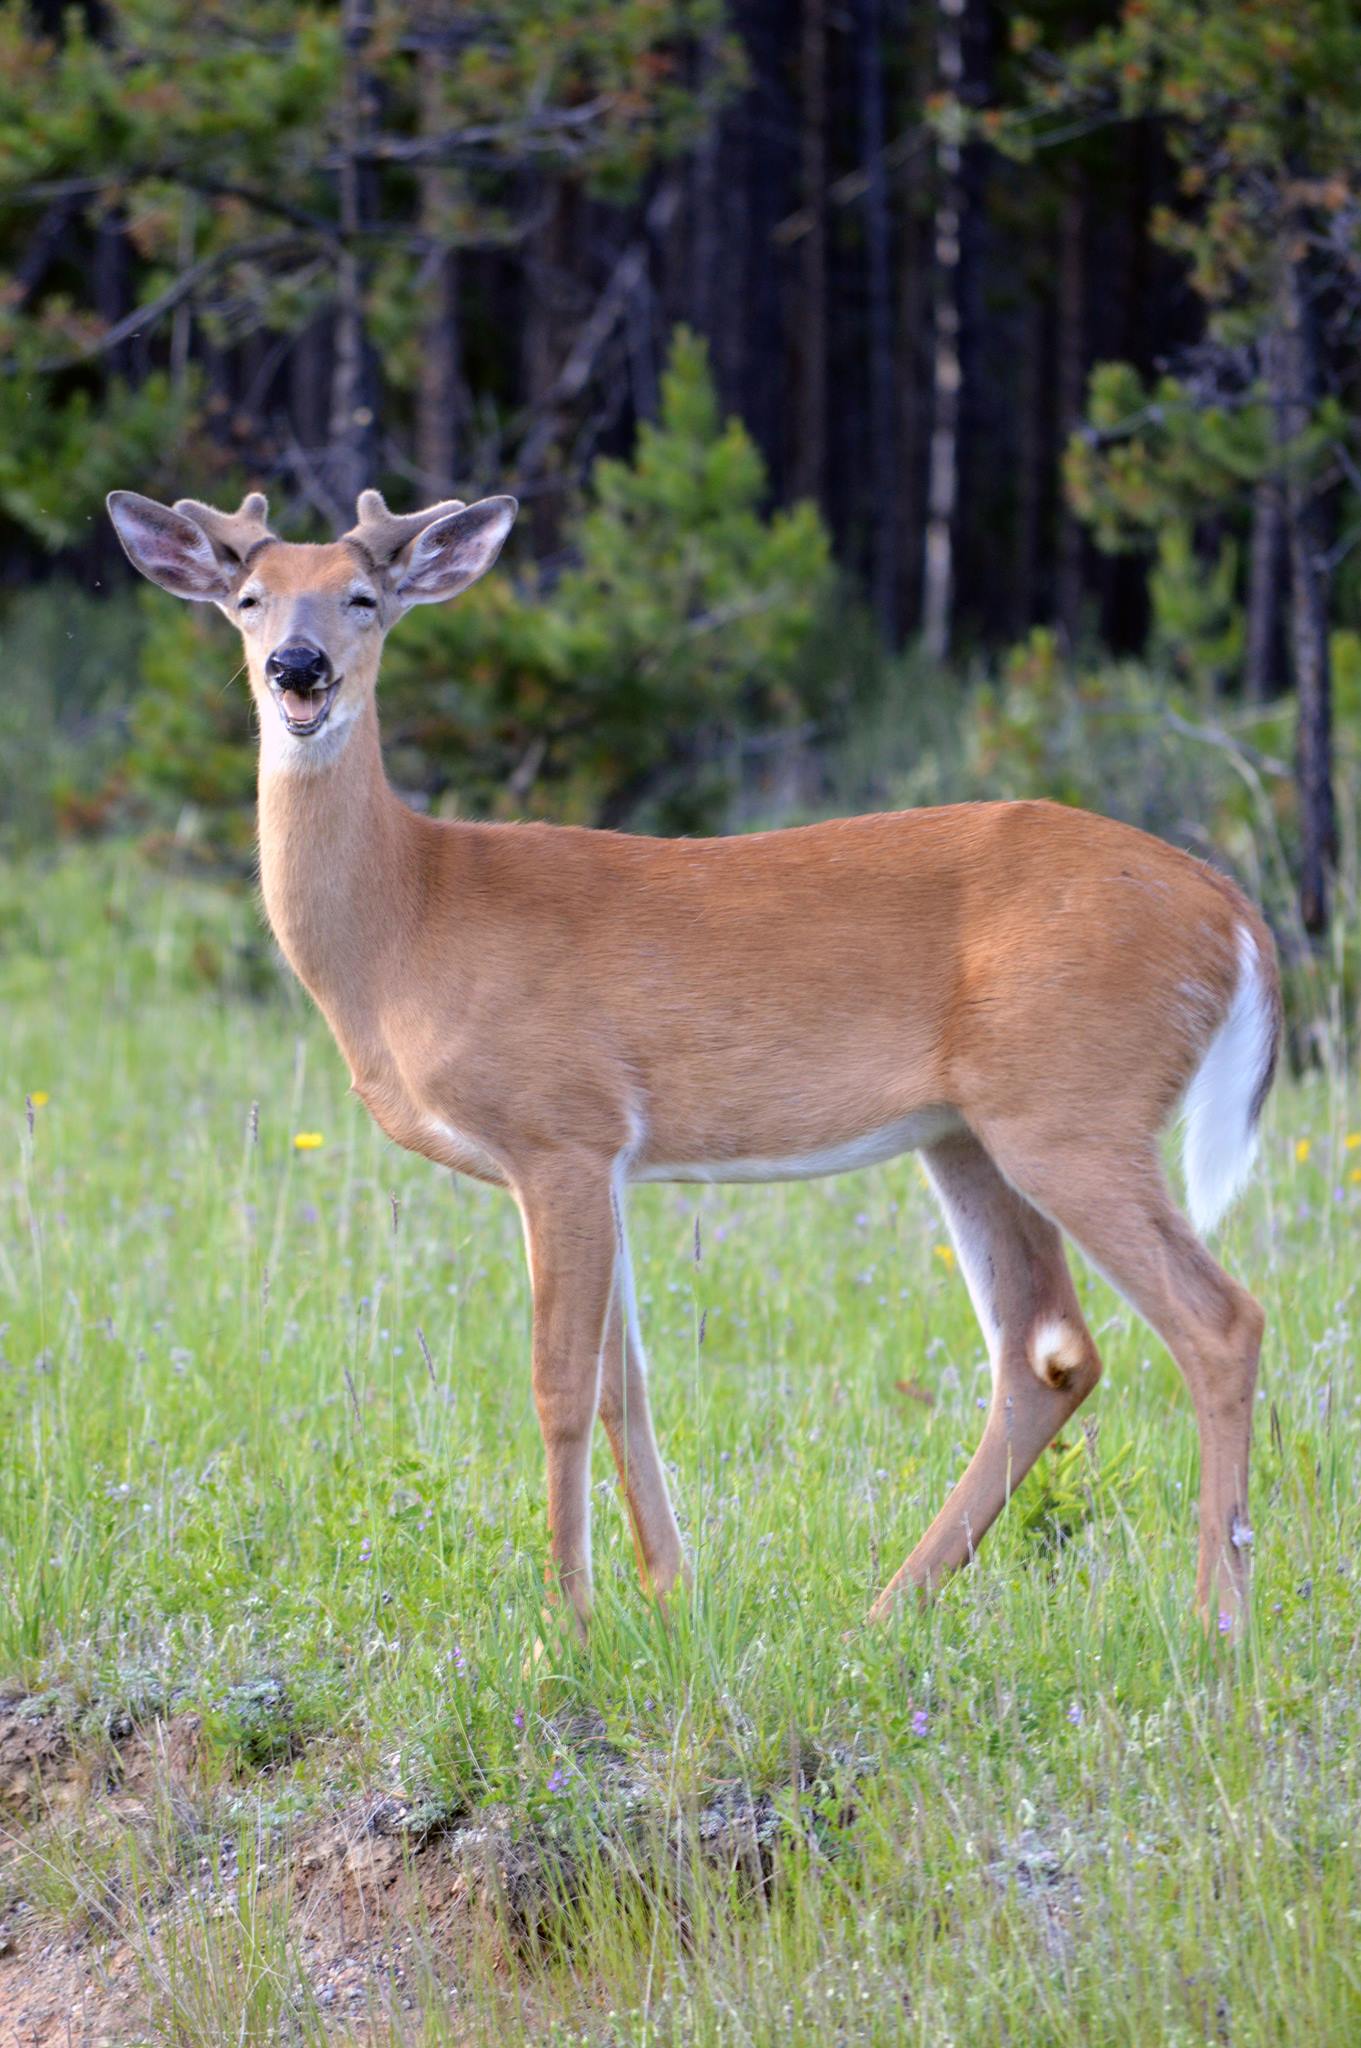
[108,486,1280,1634]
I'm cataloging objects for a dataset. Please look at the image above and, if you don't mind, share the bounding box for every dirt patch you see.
[0,1696,78,1815]
[0,1931,145,2048]
[0,1703,874,2039]
[0,1701,214,2048]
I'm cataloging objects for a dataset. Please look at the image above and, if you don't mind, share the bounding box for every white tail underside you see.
[1181,925,1277,1236]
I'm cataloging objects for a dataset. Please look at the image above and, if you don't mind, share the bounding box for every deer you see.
[106,485,1281,1638]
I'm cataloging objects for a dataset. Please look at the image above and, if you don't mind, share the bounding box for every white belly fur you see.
[634,1106,964,1185]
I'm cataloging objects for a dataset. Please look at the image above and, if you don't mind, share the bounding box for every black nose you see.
[266,642,332,688]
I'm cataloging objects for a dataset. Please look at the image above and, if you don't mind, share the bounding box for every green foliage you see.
[1066,362,1274,555]
[123,596,256,831]
[0,581,143,848]
[1148,521,1243,695]
[0,373,201,552]
[386,329,833,829]
[1008,1,1361,744]
[1005,0,1361,322]
[0,1,739,548]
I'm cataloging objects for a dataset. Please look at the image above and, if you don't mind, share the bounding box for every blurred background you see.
[0,0,1357,1047]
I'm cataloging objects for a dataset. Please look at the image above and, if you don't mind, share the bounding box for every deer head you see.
[107,487,517,761]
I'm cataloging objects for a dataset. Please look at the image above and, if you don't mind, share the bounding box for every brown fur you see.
[107,488,1281,1634]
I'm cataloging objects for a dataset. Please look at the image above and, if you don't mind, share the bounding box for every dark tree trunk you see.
[688,38,723,354]
[922,0,964,662]
[1013,290,1044,635]
[327,0,379,518]
[895,14,932,635]
[416,48,464,494]
[1271,251,1336,933]
[858,0,897,643]
[1243,474,1284,703]
[792,0,827,507]
[93,208,131,379]
[1054,171,1086,650]
[519,183,575,556]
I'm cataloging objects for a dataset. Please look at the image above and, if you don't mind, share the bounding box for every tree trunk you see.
[93,207,131,379]
[1013,290,1044,635]
[327,0,379,519]
[416,48,464,494]
[1243,473,1284,703]
[921,0,965,663]
[520,183,573,556]
[1270,254,1336,934]
[1054,171,1086,651]
[858,0,897,643]
[688,38,722,356]
[791,0,827,507]
[895,13,932,635]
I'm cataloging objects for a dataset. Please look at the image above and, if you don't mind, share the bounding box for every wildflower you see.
[512,1710,525,1731]
[27,1091,49,1108]
[911,1708,929,1738]
[358,1535,372,1562]
[1067,1701,1083,1726]
[294,1131,325,1151]
[1295,1138,1311,1165]
[933,1244,955,1271]
[1345,1133,1361,1151]
[1217,1609,1233,1635]
[547,1764,570,1796]
[1351,1169,1361,1186]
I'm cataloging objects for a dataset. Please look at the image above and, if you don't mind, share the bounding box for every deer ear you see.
[390,496,518,610]
[107,491,234,603]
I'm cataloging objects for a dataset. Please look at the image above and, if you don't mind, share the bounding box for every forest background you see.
[2,0,1359,1048]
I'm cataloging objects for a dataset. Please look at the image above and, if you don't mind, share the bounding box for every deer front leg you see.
[515,1159,618,1633]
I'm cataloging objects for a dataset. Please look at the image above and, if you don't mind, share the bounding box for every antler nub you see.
[345,488,466,566]
[173,492,275,564]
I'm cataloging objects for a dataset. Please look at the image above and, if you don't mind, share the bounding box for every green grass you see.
[2,841,1360,2044]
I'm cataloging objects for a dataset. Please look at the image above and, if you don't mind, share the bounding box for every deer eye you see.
[238,592,261,612]
[348,592,377,612]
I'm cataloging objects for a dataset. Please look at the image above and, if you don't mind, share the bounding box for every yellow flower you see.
[293,1131,325,1152]
[27,1091,49,1108]
[1294,1138,1311,1165]
[1346,1133,1361,1151]
[1351,1168,1361,1186]
[933,1243,956,1270]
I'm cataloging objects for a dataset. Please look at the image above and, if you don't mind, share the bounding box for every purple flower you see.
[911,1708,929,1738]
[1067,1701,1082,1726]
[512,1710,524,1730]
[547,1765,570,1796]
[1217,1609,1233,1635]
[358,1536,372,1562]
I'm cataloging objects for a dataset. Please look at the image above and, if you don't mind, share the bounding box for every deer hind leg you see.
[597,1226,687,1602]
[514,1158,619,1632]
[868,1130,1102,1622]
[975,1128,1263,1631]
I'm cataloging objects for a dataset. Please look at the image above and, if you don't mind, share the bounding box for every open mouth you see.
[271,679,341,737]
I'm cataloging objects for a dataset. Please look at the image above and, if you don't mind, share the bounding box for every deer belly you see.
[636,1106,964,1184]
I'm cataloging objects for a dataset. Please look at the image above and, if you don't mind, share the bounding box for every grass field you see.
[1,843,1359,2045]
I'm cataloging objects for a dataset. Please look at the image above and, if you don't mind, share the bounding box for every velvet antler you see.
[172,492,276,565]
[343,489,466,567]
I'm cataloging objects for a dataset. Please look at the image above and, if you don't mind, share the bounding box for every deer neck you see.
[256,692,421,1041]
